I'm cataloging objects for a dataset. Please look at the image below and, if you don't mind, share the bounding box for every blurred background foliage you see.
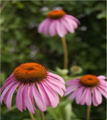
[0,0,106,120]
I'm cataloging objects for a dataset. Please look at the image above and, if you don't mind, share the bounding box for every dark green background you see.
[1,1,106,120]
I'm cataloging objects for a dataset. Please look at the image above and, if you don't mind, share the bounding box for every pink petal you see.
[63,16,75,33]
[47,72,65,84]
[0,81,16,103]
[42,18,52,36]
[41,82,59,108]
[69,89,78,100]
[85,88,92,106]
[29,85,36,110]
[92,87,102,106]
[60,18,72,33]
[49,20,57,36]
[65,84,80,96]
[45,80,64,97]
[4,73,14,83]
[80,88,91,106]
[23,84,34,113]
[32,84,46,111]
[97,85,107,99]
[37,83,51,107]
[99,81,107,87]
[92,88,100,106]
[97,75,106,80]
[38,18,49,33]
[4,83,19,109]
[22,86,26,110]
[0,76,16,94]
[56,20,65,37]
[64,15,78,28]
[16,84,23,112]
[75,86,84,104]
[47,76,66,91]
[65,14,80,24]
[66,78,80,86]
[93,88,102,105]
[60,19,67,35]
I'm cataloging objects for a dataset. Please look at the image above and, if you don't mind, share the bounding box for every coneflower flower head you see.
[0,62,66,113]
[38,10,80,37]
[65,74,107,106]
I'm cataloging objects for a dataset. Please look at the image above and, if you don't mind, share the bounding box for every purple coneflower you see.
[38,10,80,69]
[0,62,65,114]
[38,9,80,37]
[65,74,107,106]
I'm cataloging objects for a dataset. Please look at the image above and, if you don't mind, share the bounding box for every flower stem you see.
[86,106,91,120]
[61,36,68,69]
[29,112,35,120]
[39,111,44,120]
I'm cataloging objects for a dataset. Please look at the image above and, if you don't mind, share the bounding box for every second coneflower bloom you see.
[38,9,80,37]
[0,62,66,113]
[65,75,107,106]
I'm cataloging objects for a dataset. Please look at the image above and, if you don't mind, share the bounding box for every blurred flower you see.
[38,10,80,37]
[56,67,69,76]
[65,75,107,106]
[0,62,65,113]
[70,65,83,75]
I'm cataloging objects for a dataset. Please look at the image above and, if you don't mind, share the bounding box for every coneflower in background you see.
[38,9,80,69]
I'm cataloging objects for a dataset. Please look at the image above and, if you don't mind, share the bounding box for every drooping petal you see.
[42,18,52,36]
[41,82,59,108]
[16,84,23,112]
[37,83,51,107]
[99,81,107,87]
[65,84,80,96]
[92,88,99,106]
[0,77,16,94]
[29,85,36,110]
[96,85,107,99]
[23,84,35,113]
[62,16,75,33]
[56,20,65,37]
[66,79,80,86]
[4,82,19,109]
[80,88,91,105]
[0,81,16,103]
[45,80,64,97]
[75,86,84,104]
[22,86,26,110]
[92,88,102,105]
[65,14,80,24]
[38,18,50,33]
[97,75,106,80]
[46,76,66,91]
[69,89,78,100]
[49,20,57,36]
[47,72,65,83]
[32,84,46,111]
[85,88,92,106]
[64,15,78,28]
[3,73,14,83]
[60,18,72,33]
[59,19,67,35]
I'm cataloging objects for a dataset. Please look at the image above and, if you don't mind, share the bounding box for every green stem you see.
[61,36,68,69]
[29,112,35,120]
[86,106,91,120]
[39,111,44,120]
